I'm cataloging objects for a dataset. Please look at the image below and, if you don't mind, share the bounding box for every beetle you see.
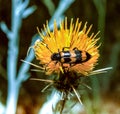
[51,47,91,65]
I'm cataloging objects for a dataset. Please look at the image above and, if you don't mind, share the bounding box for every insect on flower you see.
[23,18,112,113]
[33,18,101,76]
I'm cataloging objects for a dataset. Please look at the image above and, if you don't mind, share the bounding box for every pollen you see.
[33,18,100,76]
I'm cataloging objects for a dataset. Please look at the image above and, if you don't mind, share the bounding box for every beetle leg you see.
[73,47,78,50]
[62,47,70,51]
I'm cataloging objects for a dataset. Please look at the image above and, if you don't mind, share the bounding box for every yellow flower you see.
[33,18,100,76]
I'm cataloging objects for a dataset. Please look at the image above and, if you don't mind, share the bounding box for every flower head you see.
[33,18,100,76]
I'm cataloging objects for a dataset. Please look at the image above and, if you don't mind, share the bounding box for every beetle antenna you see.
[45,44,53,54]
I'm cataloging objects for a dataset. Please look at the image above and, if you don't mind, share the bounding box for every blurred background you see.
[0,0,120,114]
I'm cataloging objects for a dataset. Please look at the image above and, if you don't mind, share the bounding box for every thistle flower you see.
[33,18,100,76]
[28,18,112,113]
